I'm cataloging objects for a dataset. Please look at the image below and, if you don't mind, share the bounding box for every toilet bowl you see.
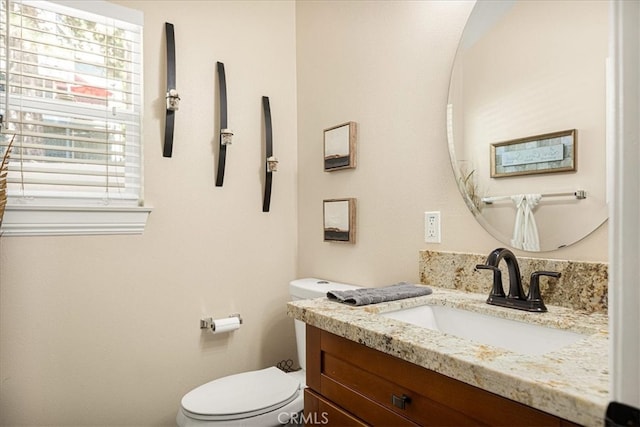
[176,278,360,426]
[177,368,305,426]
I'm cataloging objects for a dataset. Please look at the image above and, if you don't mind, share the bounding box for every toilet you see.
[176,278,360,426]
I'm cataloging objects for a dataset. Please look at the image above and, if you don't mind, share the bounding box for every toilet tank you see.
[289,278,361,371]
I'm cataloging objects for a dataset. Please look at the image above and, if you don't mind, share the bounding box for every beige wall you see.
[0,1,609,426]
[0,1,298,426]
[296,0,607,290]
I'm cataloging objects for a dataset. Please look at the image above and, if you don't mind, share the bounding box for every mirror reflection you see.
[447,0,608,252]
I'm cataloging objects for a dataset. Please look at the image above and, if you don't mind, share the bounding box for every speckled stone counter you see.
[287,286,608,427]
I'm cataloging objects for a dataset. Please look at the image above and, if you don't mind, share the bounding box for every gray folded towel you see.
[326,282,432,306]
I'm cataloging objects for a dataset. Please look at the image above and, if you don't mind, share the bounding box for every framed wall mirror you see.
[447,0,608,252]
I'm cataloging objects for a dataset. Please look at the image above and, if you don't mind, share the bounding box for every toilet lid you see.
[181,367,301,421]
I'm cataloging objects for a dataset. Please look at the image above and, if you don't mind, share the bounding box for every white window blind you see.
[0,0,143,208]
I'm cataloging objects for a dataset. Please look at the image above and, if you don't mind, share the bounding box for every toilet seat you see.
[180,367,301,421]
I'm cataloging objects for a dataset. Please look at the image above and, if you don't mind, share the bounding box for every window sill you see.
[1,205,152,237]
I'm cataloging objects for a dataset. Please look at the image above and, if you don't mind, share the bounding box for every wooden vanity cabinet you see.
[304,325,580,427]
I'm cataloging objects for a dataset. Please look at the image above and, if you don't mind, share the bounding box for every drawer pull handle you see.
[392,394,412,409]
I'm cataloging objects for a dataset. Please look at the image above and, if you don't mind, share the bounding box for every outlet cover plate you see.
[425,211,441,243]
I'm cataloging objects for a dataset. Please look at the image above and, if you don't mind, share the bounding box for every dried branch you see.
[0,134,16,227]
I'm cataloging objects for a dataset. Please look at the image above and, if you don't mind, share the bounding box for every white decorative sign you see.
[501,144,564,167]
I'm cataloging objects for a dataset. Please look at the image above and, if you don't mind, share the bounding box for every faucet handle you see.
[475,264,499,273]
[528,271,561,302]
[475,264,506,298]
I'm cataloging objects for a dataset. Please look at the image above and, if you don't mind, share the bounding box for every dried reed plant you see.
[458,165,482,214]
[0,134,15,226]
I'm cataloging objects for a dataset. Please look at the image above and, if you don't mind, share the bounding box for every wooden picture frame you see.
[490,129,576,178]
[324,122,357,171]
[323,198,356,243]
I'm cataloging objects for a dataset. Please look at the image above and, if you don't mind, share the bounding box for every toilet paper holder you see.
[200,314,243,331]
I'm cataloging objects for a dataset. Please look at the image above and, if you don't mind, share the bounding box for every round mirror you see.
[447,0,608,252]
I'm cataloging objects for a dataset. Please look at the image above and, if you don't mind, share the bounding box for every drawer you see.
[321,347,478,426]
[304,388,369,426]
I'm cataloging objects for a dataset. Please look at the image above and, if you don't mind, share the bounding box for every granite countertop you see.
[287,286,609,427]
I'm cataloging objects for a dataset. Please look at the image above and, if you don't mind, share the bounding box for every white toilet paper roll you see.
[210,316,241,334]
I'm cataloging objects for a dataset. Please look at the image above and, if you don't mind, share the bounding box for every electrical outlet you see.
[424,211,441,243]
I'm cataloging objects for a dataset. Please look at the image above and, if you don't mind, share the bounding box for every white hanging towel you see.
[510,194,542,251]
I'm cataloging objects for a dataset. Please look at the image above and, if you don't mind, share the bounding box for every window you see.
[0,0,149,235]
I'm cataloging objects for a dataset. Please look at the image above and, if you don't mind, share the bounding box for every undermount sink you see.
[381,304,587,356]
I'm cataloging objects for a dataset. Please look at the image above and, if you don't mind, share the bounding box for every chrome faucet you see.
[475,248,560,312]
